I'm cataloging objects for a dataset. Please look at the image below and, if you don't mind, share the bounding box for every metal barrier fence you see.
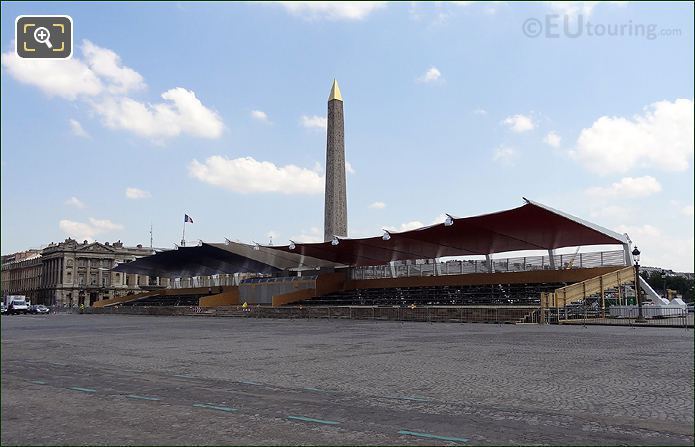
[87,305,212,316]
[88,305,540,324]
[86,304,691,328]
[245,306,540,323]
[351,250,626,280]
[545,305,693,328]
[253,306,541,324]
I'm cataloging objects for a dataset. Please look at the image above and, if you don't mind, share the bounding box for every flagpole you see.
[181,218,186,247]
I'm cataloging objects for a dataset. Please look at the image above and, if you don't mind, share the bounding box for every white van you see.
[4,295,29,315]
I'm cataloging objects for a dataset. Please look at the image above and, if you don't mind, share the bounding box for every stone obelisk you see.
[324,79,348,242]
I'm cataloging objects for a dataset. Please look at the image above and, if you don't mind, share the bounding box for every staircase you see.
[541,266,635,308]
[93,290,159,308]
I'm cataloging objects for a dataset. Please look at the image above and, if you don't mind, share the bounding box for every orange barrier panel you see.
[199,288,240,307]
[316,272,346,296]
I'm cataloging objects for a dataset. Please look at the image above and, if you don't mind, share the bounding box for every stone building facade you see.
[2,239,168,307]
[1,250,43,304]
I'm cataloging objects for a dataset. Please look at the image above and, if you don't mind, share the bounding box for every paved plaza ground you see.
[1,314,693,445]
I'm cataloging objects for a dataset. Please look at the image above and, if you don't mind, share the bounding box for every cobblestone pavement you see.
[2,314,693,445]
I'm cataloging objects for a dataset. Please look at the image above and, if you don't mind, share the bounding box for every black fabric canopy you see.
[114,241,338,277]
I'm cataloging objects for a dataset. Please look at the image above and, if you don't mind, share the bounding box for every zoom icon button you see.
[16,15,72,59]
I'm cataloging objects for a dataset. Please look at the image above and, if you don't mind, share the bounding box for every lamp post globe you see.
[632,247,640,263]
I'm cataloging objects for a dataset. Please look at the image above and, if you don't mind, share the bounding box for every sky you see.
[1,1,693,271]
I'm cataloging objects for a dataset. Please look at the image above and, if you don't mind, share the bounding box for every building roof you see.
[267,199,629,267]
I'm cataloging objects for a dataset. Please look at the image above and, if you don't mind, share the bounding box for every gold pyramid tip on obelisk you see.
[328,79,343,102]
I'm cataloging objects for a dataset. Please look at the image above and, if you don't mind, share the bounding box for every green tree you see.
[642,270,694,302]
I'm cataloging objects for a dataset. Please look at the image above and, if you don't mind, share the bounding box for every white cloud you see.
[616,223,693,271]
[69,119,90,138]
[81,40,145,94]
[59,220,96,242]
[481,1,506,14]
[573,99,694,175]
[384,214,447,233]
[189,155,324,194]
[291,227,323,243]
[547,1,600,18]
[682,205,694,217]
[88,218,123,232]
[413,2,504,22]
[345,161,355,174]
[586,176,662,199]
[503,114,535,132]
[369,201,386,209]
[449,1,506,14]
[125,187,152,199]
[300,115,327,130]
[473,108,488,116]
[65,196,86,209]
[1,40,145,100]
[385,220,425,233]
[250,110,270,123]
[2,39,222,143]
[546,1,627,19]
[417,66,442,83]
[2,44,103,100]
[59,217,123,242]
[274,1,387,20]
[544,131,561,148]
[92,88,223,141]
[492,145,518,165]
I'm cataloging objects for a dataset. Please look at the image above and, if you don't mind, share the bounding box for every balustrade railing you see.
[350,250,626,280]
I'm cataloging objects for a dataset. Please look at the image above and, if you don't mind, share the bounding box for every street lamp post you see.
[632,246,647,323]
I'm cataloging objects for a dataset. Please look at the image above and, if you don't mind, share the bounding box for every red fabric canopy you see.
[267,200,627,267]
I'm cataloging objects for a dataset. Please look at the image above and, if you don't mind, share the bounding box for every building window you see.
[78,275,85,285]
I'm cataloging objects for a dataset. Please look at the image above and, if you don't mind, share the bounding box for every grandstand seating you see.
[296,282,564,307]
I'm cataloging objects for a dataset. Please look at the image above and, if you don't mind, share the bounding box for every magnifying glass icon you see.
[33,27,53,49]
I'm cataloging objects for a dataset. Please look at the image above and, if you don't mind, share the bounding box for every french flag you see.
[184,214,194,223]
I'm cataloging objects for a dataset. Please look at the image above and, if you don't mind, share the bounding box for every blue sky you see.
[1,1,693,271]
